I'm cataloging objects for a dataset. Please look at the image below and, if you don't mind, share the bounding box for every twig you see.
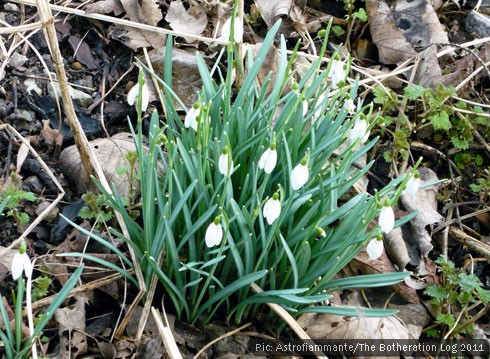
[193,323,252,359]
[151,307,183,359]
[449,226,490,260]
[250,282,329,359]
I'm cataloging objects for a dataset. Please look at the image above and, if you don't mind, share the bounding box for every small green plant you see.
[0,173,36,229]
[424,256,490,338]
[0,242,83,359]
[79,192,114,224]
[470,168,490,202]
[64,20,415,326]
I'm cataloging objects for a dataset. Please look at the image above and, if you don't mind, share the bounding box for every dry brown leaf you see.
[16,138,30,174]
[40,119,63,150]
[68,35,98,69]
[109,25,165,50]
[149,47,203,109]
[366,0,448,64]
[383,226,411,270]
[401,167,443,257]
[59,132,140,199]
[165,0,207,43]
[351,248,419,304]
[120,0,162,26]
[86,0,125,16]
[254,0,292,28]
[55,294,88,358]
[298,312,413,340]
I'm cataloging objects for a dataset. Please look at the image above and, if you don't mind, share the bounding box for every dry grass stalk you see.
[151,307,183,359]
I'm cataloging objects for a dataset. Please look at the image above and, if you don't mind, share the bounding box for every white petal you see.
[11,252,24,280]
[127,83,150,111]
[366,238,384,260]
[291,164,309,190]
[258,149,277,174]
[205,223,223,247]
[345,98,356,114]
[330,59,346,89]
[219,17,243,43]
[263,198,281,225]
[302,100,308,117]
[185,107,199,131]
[403,176,420,196]
[379,206,395,234]
[349,119,369,144]
[218,153,233,176]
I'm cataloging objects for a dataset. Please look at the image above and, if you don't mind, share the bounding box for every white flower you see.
[345,98,356,114]
[349,118,370,144]
[219,17,243,43]
[218,147,234,176]
[403,173,421,196]
[258,146,277,174]
[302,99,308,117]
[263,194,281,225]
[127,82,150,112]
[313,93,326,120]
[366,237,384,260]
[329,58,347,89]
[379,204,395,234]
[291,161,309,190]
[205,219,223,247]
[11,251,33,280]
[185,105,200,131]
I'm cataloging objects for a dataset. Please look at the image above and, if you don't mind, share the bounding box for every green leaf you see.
[435,313,455,327]
[298,306,398,317]
[450,136,469,150]
[430,111,451,130]
[424,285,447,301]
[404,84,426,100]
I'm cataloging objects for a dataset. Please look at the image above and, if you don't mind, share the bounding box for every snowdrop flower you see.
[258,142,277,174]
[218,146,234,176]
[127,82,150,112]
[219,16,243,43]
[302,99,308,117]
[349,117,370,144]
[316,226,326,239]
[291,158,309,190]
[378,200,395,234]
[329,57,347,89]
[263,192,281,225]
[185,103,200,131]
[205,217,223,247]
[313,93,326,120]
[11,241,33,280]
[403,171,421,196]
[344,97,356,114]
[366,235,384,260]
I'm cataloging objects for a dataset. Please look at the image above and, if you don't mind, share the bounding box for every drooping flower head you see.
[403,170,421,196]
[185,102,200,131]
[349,116,370,144]
[366,234,384,260]
[263,192,281,225]
[344,96,356,115]
[11,240,33,280]
[219,16,243,43]
[218,146,234,176]
[329,55,347,89]
[378,199,395,234]
[291,156,309,190]
[205,216,223,248]
[258,140,277,174]
[127,80,150,112]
